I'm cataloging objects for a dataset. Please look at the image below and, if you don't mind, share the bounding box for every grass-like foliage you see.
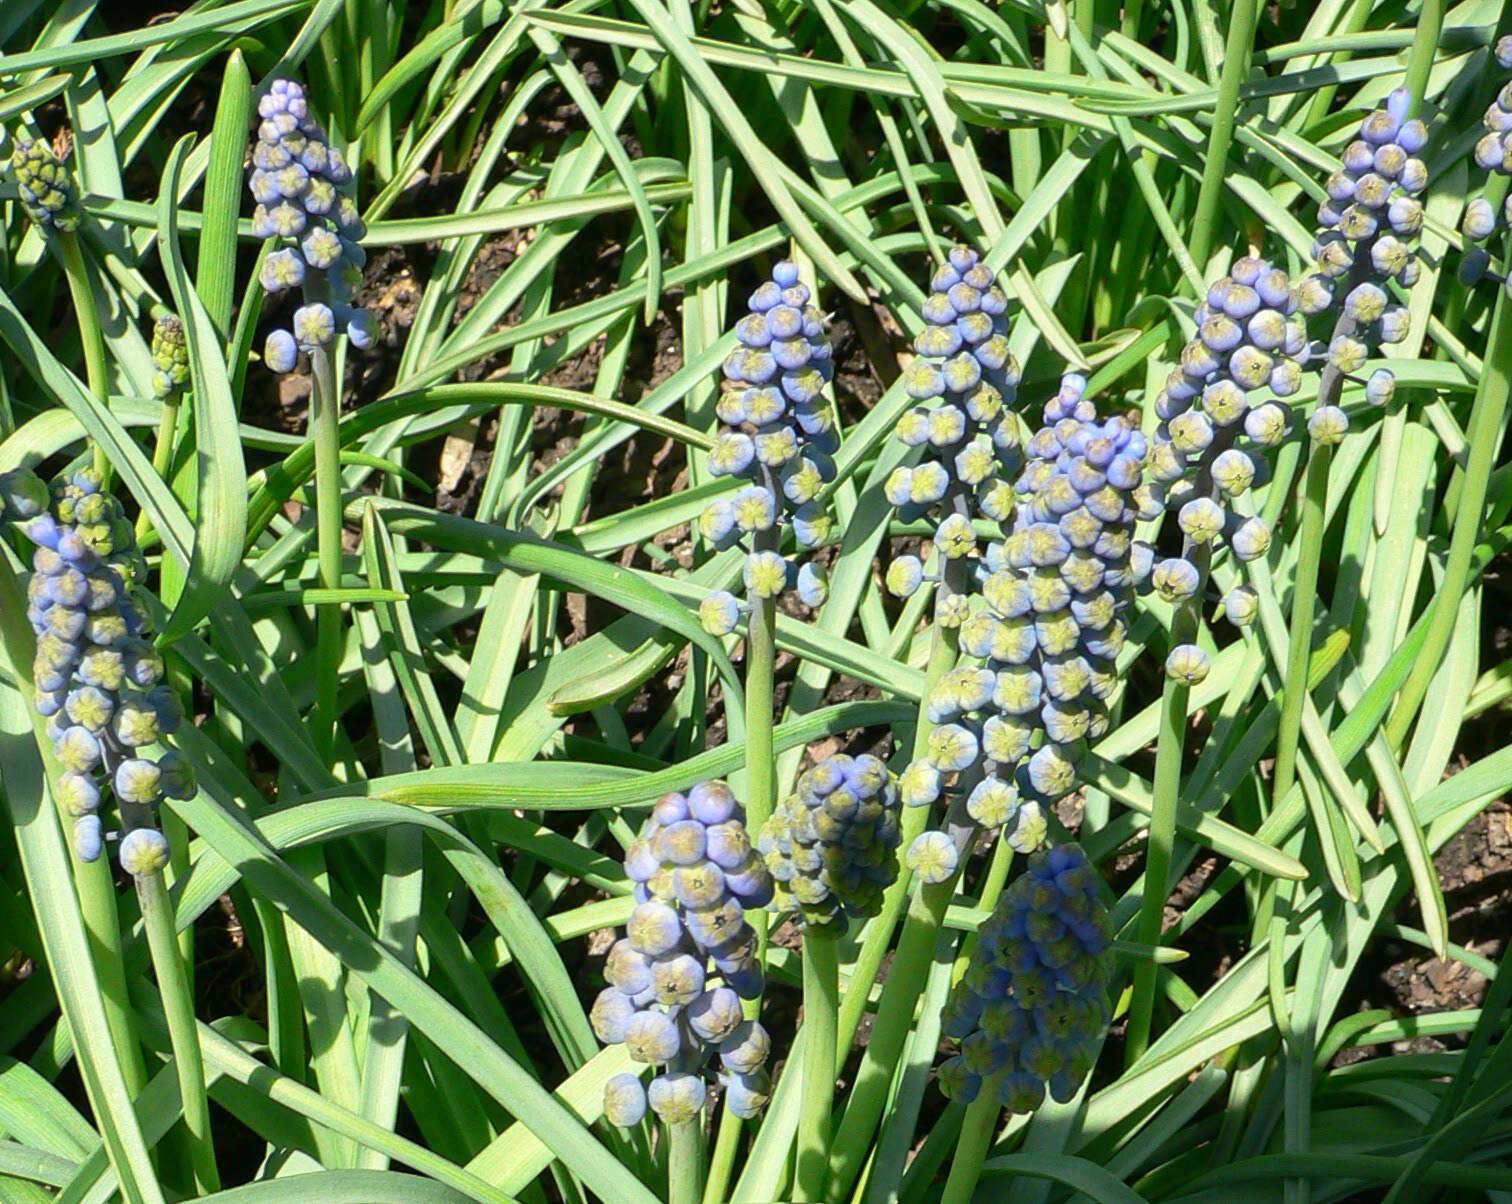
[2,2,1511,1203]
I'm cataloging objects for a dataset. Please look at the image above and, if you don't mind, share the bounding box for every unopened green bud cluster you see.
[937,844,1112,1112]
[593,783,775,1125]
[10,136,80,232]
[150,315,190,400]
[3,466,190,873]
[758,753,902,928]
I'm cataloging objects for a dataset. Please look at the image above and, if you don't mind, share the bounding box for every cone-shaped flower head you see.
[5,467,194,868]
[699,260,834,626]
[150,315,190,400]
[593,781,775,1123]
[10,136,80,232]
[899,375,1142,853]
[938,843,1112,1111]
[758,752,902,928]
[883,244,1021,614]
[248,79,374,373]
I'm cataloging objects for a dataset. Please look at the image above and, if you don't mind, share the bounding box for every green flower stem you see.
[1126,540,1211,1064]
[136,393,183,543]
[57,231,111,478]
[827,808,974,1201]
[0,549,147,1099]
[795,926,839,1202]
[1402,0,1445,113]
[940,1087,999,1204]
[137,869,219,1193]
[744,592,778,838]
[1188,0,1259,272]
[309,345,344,760]
[667,1119,704,1204]
[824,550,972,1201]
[700,1107,741,1204]
[835,563,964,1053]
[1272,441,1332,805]
[1386,264,1512,749]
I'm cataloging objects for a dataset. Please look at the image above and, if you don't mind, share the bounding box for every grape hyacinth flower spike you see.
[883,243,1022,627]
[249,78,375,372]
[2,466,193,872]
[9,134,81,233]
[592,782,775,1124]
[902,374,1145,865]
[937,843,1112,1112]
[699,260,835,635]
[758,752,903,928]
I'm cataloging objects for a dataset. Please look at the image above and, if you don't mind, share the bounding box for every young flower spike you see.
[702,260,835,616]
[758,752,902,928]
[593,782,776,1122]
[9,135,81,232]
[4,466,194,868]
[150,315,190,400]
[248,79,374,373]
[938,844,1112,1111]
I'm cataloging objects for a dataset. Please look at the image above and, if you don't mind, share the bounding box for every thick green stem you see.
[136,396,182,543]
[941,1088,999,1204]
[700,1106,741,1204]
[1272,443,1332,804]
[309,347,344,759]
[1126,542,1210,1064]
[796,927,839,1202]
[835,575,962,1052]
[1188,0,1259,271]
[825,547,973,1201]
[138,870,219,1193]
[1386,282,1512,747]
[1402,0,1445,114]
[57,231,110,477]
[668,1119,704,1204]
[744,594,777,837]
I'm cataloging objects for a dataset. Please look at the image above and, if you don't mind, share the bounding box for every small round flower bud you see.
[119,828,171,877]
[1308,405,1349,445]
[699,591,741,636]
[1165,644,1210,685]
[905,830,959,884]
[602,1073,647,1127]
[1222,586,1258,627]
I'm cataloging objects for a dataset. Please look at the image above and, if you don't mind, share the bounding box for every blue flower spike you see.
[884,244,1021,615]
[5,467,193,871]
[249,79,374,373]
[938,843,1112,1111]
[758,752,903,928]
[703,259,835,614]
[593,782,775,1122]
[899,374,1144,856]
